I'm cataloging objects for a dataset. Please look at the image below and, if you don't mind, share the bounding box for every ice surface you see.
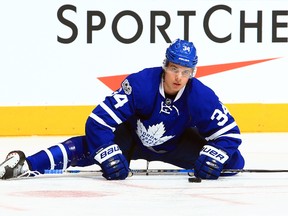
[0,133,288,216]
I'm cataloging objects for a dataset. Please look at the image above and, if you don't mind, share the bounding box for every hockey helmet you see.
[165,39,198,68]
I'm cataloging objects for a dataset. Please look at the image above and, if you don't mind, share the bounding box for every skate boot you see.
[0,151,29,179]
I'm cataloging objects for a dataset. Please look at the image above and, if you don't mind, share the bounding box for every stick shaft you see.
[222,169,288,173]
[44,168,288,175]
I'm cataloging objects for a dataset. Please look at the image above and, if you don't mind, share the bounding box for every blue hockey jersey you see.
[86,67,242,158]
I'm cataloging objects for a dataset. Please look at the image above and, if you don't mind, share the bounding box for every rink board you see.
[0,103,287,136]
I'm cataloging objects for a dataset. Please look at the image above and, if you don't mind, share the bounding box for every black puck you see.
[188,177,202,183]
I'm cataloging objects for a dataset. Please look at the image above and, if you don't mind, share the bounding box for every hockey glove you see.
[94,144,129,180]
[194,145,229,180]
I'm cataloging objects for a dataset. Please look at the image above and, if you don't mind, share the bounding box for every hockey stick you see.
[222,169,288,173]
[44,168,288,176]
[131,168,288,175]
[44,169,194,177]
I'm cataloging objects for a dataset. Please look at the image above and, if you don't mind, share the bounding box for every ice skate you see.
[0,151,29,179]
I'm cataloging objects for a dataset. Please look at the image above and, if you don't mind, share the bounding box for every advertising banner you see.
[0,0,287,134]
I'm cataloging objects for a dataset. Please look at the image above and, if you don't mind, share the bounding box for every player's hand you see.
[194,145,229,179]
[94,144,129,180]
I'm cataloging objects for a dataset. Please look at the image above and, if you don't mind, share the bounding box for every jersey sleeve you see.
[191,80,242,158]
[85,74,138,155]
[84,67,161,156]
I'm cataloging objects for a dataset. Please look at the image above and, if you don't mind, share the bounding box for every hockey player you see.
[0,39,245,180]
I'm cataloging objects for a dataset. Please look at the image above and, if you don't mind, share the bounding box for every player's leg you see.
[0,136,93,179]
[154,127,207,169]
[151,127,245,174]
[127,127,206,169]
[143,126,245,175]
[113,125,245,176]
[26,122,138,177]
[26,135,93,174]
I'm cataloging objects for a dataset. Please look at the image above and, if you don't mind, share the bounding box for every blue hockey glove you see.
[94,144,129,180]
[194,145,229,180]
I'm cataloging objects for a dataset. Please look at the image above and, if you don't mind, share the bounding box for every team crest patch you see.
[122,79,132,95]
[136,120,174,147]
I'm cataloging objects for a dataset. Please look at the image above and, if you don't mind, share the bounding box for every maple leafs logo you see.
[136,120,174,147]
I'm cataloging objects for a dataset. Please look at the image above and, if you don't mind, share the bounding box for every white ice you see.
[0,133,288,216]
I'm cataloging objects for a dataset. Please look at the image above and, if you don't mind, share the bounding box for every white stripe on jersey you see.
[57,144,68,170]
[44,149,55,170]
[100,102,123,124]
[217,133,242,140]
[205,122,238,141]
[89,113,116,132]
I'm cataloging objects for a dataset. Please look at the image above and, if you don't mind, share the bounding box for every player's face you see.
[163,62,193,95]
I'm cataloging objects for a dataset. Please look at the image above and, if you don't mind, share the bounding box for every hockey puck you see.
[188,177,202,183]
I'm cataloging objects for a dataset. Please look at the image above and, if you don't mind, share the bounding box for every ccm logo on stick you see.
[200,145,229,163]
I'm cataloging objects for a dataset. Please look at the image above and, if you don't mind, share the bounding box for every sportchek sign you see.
[57,4,287,44]
[1,0,287,106]
[0,0,287,134]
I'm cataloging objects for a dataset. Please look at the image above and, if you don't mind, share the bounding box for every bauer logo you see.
[201,145,229,163]
[100,145,120,159]
[95,144,122,163]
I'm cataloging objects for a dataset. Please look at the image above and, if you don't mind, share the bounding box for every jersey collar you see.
[159,77,186,103]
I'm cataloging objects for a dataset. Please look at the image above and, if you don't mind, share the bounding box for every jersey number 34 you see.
[210,104,229,126]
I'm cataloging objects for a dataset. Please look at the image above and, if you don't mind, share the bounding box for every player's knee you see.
[61,136,87,166]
